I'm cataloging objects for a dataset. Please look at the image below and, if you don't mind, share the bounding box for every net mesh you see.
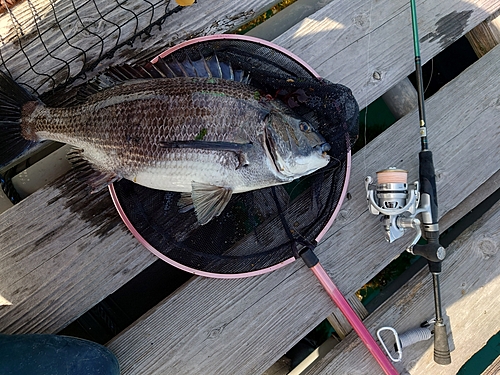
[0,0,181,94]
[1,0,358,274]
[112,38,359,275]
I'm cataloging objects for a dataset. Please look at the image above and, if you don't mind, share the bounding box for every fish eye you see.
[299,122,311,133]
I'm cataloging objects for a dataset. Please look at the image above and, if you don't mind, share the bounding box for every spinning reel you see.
[365,167,445,263]
[365,165,452,366]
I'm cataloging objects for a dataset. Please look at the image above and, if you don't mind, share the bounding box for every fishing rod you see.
[365,0,451,365]
[409,0,451,364]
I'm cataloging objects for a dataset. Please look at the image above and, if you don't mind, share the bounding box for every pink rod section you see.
[310,263,399,375]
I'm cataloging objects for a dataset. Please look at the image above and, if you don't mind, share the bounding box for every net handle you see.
[310,262,399,374]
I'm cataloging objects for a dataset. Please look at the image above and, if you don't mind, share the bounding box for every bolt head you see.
[437,246,446,260]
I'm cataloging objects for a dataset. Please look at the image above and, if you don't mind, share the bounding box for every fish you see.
[0,65,331,225]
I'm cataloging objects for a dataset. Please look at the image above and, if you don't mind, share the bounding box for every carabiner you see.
[377,326,403,362]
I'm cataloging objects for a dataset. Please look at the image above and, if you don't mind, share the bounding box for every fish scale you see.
[1,72,330,224]
[27,79,259,166]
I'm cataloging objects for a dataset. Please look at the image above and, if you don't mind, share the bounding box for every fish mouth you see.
[316,142,331,160]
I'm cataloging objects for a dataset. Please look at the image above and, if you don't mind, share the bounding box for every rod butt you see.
[433,322,451,365]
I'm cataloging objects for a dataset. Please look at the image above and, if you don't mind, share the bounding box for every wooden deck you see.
[1,0,499,374]
[304,198,500,374]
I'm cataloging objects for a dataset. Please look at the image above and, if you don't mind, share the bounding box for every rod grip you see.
[433,322,452,365]
[419,150,438,224]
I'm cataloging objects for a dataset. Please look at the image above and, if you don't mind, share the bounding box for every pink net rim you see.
[108,34,351,278]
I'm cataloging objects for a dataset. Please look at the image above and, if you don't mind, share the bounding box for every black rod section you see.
[410,0,451,365]
[410,0,428,151]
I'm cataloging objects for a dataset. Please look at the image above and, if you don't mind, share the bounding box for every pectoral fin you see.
[160,140,252,169]
[159,140,252,153]
[190,182,233,225]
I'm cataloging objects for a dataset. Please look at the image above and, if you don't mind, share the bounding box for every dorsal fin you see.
[42,50,251,107]
[145,51,251,83]
[41,65,149,107]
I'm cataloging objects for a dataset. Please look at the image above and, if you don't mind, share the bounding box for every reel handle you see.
[411,242,445,264]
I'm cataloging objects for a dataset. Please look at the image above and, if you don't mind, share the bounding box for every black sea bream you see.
[0,71,331,224]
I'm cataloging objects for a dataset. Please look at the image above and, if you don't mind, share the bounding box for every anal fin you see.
[67,148,120,193]
[190,182,233,225]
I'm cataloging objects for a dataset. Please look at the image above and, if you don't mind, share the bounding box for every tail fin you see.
[0,70,40,168]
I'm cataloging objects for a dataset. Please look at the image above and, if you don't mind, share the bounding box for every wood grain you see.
[0,1,498,374]
[273,0,500,107]
[0,0,280,93]
[0,171,157,333]
[106,37,500,375]
[304,199,500,375]
[466,9,500,57]
[2,0,499,102]
[482,354,500,375]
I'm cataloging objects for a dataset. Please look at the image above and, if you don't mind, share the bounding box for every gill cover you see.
[264,103,331,178]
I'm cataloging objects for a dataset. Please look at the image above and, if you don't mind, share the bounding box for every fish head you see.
[264,102,331,179]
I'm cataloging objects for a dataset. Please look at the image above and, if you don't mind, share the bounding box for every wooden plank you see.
[262,356,293,375]
[0,0,280,93]
[0,171,158,333]
[245,0,334,41]
[288,336,340,375]
[0,189,13,215]
[440,169,500,232]
[482,355,500,375]
[0,0,497,370]
[3,0,498,103]
[106,38,500,375]
[272,0,500,108]
[466,9,500,57]
[381,78,418,120]
[303,199,500,375]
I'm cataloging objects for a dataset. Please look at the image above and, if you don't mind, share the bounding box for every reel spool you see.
[365,167,421,248]
[365,167,445,261]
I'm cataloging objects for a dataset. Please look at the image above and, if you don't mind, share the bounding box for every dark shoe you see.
[0,334,119,375]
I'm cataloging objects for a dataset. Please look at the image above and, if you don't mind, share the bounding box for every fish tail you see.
[0,70,40,168]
